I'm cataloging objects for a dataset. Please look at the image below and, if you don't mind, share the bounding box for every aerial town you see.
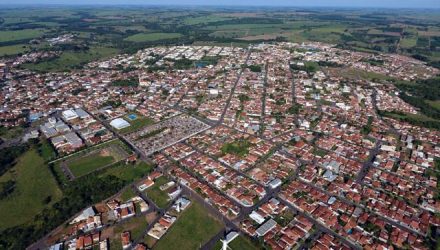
[1,41,440,250]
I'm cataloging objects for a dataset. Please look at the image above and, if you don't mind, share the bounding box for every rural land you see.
[0,4,440,250]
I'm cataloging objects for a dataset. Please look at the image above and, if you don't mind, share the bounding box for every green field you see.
[401,36,418,48]
[0,44,30,56]
[183,15,232,25]
[68,153,115,177]
[39,139,57,162]
[0,149,62,230]
[0,29,47,43]
[427,100,440,111]
[66,144,129,177]
[145,176,171,208]
[153,201,223,250]
[21,46,118,72]
[221,139,251,157]
[124,33,182,42]
[101,161,154,183]
[110,215,149,249]
[120,187,137,202]
[120,115,155,134]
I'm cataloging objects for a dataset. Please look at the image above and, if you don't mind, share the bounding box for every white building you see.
[110,118,130,130]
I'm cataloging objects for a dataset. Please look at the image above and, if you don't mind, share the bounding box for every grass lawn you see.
[153,201,223,250]
[68,152,115,177]
[120,187,137,202]
[101,161,154,183]
[21,46,118,72]
[124,33,182,42]
[145,176,171,208]
[0,29,47,43]
[120,115,155,134]
[213,235,260,250]
[0,149,63,230]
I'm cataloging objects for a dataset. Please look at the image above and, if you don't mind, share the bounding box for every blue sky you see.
[1,0,439,8]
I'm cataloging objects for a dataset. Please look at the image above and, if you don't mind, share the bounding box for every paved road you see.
[218,50,252,125]
[259,61,269,136]
[355,140,381,184]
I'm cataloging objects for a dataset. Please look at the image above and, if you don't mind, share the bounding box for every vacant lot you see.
[124,33,182,42]
[221,139,251,157]
[0,149,62,230]
[153,201,223,250]
[145,176,171,208]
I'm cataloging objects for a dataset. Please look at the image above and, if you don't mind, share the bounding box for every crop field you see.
[0,44,30,56]
[124,33,183,42]
[0,29,48,43]
[0,7,439,67]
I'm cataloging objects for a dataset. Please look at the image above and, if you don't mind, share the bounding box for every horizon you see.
[1,0,439,9]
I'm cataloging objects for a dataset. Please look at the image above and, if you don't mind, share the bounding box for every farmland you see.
[124,33,183,42]
[0,7,439,68]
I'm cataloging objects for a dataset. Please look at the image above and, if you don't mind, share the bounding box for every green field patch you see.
[0,44,30,56]
[0,29,47,43]
[21,46,118,72]
[101,161,154,183]
[183,15,233,25]
[120,187,137,202]
[124,33,182,42]
[109,214,149,249]
[120,114,155,134]
[145,176,171,208]
[67,145,127,177]
[221,139,251,157]
[0,149,63,230]
[153,201,223,250]
[339,68,393,81]
[39,139,57,162]
[401,36,418,48]
[427,100,440,111]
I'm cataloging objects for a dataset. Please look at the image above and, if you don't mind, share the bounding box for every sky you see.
[1,0,439,9]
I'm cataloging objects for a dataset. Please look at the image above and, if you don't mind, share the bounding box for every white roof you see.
[62,109,78,120]
[110,118,130,130]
